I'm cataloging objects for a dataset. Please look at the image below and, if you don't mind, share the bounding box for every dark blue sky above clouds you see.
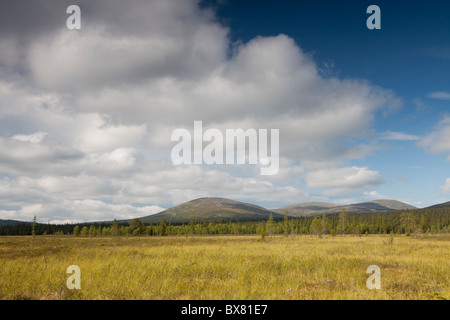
[0,0,449,222]
[208,1,449,100]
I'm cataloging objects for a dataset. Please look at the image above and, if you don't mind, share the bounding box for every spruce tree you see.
[32,215,37,238]
[321,213,327,237]
[111,219,119,236]
[160,219,167,236]
[81,226,88,237]
[283,212,289,237]
[266,214,274,236]
[339,209,348,236]
[73,225,80,237]
[311,217,320,238]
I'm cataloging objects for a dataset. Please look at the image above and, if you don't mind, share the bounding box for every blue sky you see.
[0,0,449,223]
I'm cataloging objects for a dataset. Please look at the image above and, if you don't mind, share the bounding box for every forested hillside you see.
[1,207,449,237]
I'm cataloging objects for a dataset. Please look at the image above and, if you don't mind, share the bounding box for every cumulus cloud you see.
[0,136,82,175]
[0,0,400,222]
[69,34,399,163]
[27,0,228,91]
[305,166,383,195]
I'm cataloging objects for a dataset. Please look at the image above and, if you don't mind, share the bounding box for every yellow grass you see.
[0,234,448,300]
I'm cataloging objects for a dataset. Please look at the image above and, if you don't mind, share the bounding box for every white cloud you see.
[305,166,383,195]
[12,132,48,144]
[363,190,389,199]
[0,136,82,175]
[69,34,399,163]
[72,114,147,153]
[0,0,402,222]
[418,116,450,155]
[27,0,228,91]
[428,91,450,100]
[0,199,166,224]
[441,178,450,194]
[380,131,420,141]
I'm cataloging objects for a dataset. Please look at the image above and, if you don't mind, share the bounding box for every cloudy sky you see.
[0,0,449,223]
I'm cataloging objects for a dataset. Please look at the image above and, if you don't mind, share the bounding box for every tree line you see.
[1,207,449,237]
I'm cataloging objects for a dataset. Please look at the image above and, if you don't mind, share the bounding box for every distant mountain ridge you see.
[2,198,447,226]
[0,219,30,226]
[273,202,337,216]
[135,198,417,223]
[275,199,417,217]
[136,197,283,223]
[425,201,450,209]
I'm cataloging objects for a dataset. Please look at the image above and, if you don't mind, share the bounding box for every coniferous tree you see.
[283,212,289,237]
[189,217,195,236]
[32,215,37,238]
[339,209,348,236]
[311,217,321,238]
[81,226,88,237]
[160,219,167,236]
[129,218,143,236]
[73,225,80,237]
[89,225,95,237]
[321,213,328,237]
[266,214,274,236]
[111,219,119,236]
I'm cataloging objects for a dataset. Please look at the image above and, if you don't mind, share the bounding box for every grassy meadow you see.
[0,234,448,300]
